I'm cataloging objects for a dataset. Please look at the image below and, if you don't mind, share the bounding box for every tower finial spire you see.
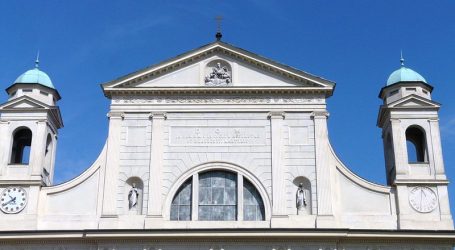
[35,50,40,68]
[400,50,405,67]
[215,16,223,41]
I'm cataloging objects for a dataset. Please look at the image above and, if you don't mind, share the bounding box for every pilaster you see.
[268,111,286,218]
[311,111,333,221]
[0,120,9,176]
[30,121,47,177]
[49,134,58,184]
[428,118,445,178]
[390,119,407,177]
[147,112,166,218]
[101,112,123,218]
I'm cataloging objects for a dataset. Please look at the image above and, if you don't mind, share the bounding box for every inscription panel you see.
[170,126,266,146]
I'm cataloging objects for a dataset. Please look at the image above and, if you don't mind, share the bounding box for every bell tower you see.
[0,58,63,188]
[377,55,453,229]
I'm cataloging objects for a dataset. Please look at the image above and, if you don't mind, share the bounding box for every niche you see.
[125,177,144,215]
[293,176,312,215]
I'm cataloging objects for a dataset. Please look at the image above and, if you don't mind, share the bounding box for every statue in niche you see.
[128,183,139,210]
[296,183,307,214]
[205,62,231,86]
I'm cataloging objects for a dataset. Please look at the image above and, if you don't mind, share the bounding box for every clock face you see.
[0,187,27,214]
[409,186,438,213]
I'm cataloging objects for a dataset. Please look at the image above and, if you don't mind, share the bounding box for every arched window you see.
[10,128,32,164]
[243,178,265,221]
[199,171,237,221]
[171,178,192,221]
[170,170,265,221]
[406,126,427,163]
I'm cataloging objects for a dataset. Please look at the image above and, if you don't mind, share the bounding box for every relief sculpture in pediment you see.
[205,61,231,86]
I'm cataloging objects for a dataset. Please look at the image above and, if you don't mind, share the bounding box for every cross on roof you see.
[215,16,223,41]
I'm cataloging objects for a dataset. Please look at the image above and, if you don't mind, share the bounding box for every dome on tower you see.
[386,56,427,86]
[14,59,55,89]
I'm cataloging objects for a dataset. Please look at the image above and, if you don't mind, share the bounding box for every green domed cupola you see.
[386,55,427,86]
[14,57,55,89]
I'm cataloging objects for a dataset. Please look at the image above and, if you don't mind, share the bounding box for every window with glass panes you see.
[170,178,192,221]
[170,170,265,221]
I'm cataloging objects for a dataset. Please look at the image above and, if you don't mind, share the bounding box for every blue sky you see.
[1,1,455,214]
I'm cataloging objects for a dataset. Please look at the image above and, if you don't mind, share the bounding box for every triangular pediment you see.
[388,94,440,109]
[102,41,334,97]
[0,96,50,110]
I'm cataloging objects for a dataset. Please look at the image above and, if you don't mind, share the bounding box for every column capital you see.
[311,111,329,119]
[268,111,285,119]
[149,112,167,120]
[107,112,124,120]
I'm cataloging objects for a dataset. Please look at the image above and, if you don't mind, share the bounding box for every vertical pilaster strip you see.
[428,119,445,177]
[390,119,407,177]
[31,121,47,177]
[269,111,286,216]
[49,134,58,185]
[147,112,166,217]
[312,111,332,216]
[101,112,123,217]
[0,120,9,176]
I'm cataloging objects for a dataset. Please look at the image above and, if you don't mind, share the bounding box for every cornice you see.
[0,229,454,243]
[103,87,333,99]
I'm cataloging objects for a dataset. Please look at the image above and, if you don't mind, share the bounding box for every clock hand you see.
[420,190,423,208]
[2,198,13,206]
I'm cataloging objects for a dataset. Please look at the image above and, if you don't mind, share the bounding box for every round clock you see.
[0,187,27,214]
[409,186,438,213]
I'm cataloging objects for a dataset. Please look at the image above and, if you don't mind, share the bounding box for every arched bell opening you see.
[10,127,33,164]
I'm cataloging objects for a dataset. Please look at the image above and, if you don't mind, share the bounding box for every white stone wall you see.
[162,112,272,205]
[283,113,316,215]
[118,113,152,215]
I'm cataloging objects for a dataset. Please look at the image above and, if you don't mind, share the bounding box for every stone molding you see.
[107,112,124,119]
[311,111,329,119]
[268,111,286,119]
[149,112,167,120]
[112,95,325,105]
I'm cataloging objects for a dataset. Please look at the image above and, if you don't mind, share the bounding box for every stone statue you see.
[205,62,231,86]
[296,183,307,214]
[128,183,139,209]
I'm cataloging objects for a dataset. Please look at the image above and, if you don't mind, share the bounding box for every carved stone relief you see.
[205,60,231,86]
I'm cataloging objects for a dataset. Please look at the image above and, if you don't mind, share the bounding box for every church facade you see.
[0,39,454,249]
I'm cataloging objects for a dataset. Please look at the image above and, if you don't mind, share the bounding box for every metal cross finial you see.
[215,16,223,41]
[400,50,405,67]
[35,50,40,68]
